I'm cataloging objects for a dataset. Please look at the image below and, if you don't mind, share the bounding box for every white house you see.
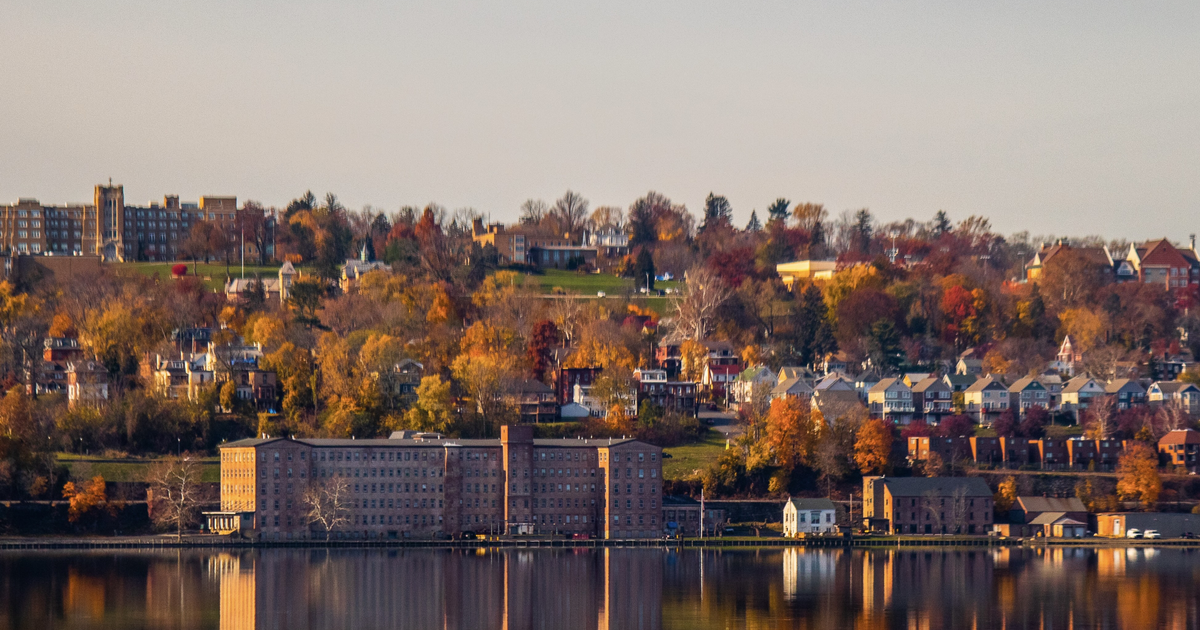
[783,498,838,536]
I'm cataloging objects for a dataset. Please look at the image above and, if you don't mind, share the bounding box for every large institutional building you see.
[213,425,664,540]
[1,183,240,261]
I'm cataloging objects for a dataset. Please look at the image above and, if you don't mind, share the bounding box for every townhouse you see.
[910,377,953,423]
[867,378,914,424]
[963,376,1009,423]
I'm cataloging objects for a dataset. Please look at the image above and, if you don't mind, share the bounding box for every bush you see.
[171,263,188,277]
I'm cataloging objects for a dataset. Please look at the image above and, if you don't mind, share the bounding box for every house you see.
[943,373,977,393]
[910,377,953,423]
[149,353,213,401]
[372,358,423,409]
[512,379,558,422]
[1025,240,1115,283]
[963,376,1010,423]
[1096,512,1200,538]
[772,376,815,402]
[1008,377,1050,414]
[1105,379,1146,410]
[224,261,296,304]
[66,360,108,409]
[585,224,629,259]
[558,366,603,407]
[1148,381,1200,417]
[574,383,636,420]
[470,218,598,267]
[1159,429,1200,472]
[811,379,865,425]
[867,378,914,424]
[1048,336,1084,376]
[862,476,993,535]
[782,498,838,536]
[1029,513,1087,538]
[340,251,389,293]
[1061,375,1106,418]
[1037,374,1064,409]
[956,358,983,376]
[729,365,777,407]
[775,260,838,290]
[1010,496,1087,526]
[777,366,817,384]
[1118,238,1200,290]
[26,337,85,395]
[633,368,697,416]
[854,367,889,401]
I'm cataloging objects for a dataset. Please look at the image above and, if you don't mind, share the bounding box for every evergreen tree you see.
[363,237,376,262]
[700,193,733,232]
[866,320,903,370]
[792,283,837,366]
[745,210,762,232]
[628,202,656,246]
[809,221,826,259]
[632,248,656,291]
[932,210,952,237]
[766,198,791,223]
[853,209,874,254]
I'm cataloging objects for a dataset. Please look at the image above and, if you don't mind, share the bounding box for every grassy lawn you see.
[523,269,681,296]
[663,431,729,480]
[56,453,220,483]
[112,261,281,291]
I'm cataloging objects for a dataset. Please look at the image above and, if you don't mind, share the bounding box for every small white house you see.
[783,498,838,536]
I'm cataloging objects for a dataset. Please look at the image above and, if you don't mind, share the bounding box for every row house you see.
[867,378,914,424]
[1008,377,1050,412]
[1147,381,1200,417]
[810,376,865,425]
[963,376,1010,423]
[210,425,664,541]
[1115,238,1200,290]
[633,369,697,416]
[729,365,776,408]
[1106,379,1146,410]
[910,377,953,423]
[1061,375,1106,418]
[148,353,213,400]
[558,366,603,407]
[1159,429,1200,472]
[907,436,1123,471]
[700,341,741,401]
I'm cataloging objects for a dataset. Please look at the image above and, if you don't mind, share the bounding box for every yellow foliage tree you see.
[1116,442,1162,508]
[764,398,819,473]
[402,375,456,434]
[1058,308,1106,352]
[994,476,1018,512]
[61,475,113,524]
[563,337,637,371]
[679,339,708,382]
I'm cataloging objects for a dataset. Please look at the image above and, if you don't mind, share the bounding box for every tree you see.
[853,209,873,254]
[550,190,589,237]
[854,418,893,475]
[921,451,946,477]
[766,198,790,224]
[789,283,836,366]
[994,476,1018,512]
[1115,442,1161,508]
[1083,397,1116,439]
[931,210,952,237]
[992,409,1018,438]
[402,376,456,434]
[527,320,560,383]
[672,265,732,341]
[147,455,211,539]
[699,193,732,232]
[764,397,818,474]
[792,203,827,232]
[866,320,903,370]
[632,248,656,291]
[679,339,709,382]
[287,278,324,325]
[61,475,113,525]
[745,210,762,232]
[1019,406,1050,438]
[937,415,973,438]
[519,199,548,226]
[303,476,352,540]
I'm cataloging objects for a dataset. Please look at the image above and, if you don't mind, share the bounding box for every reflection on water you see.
[0,545,1197,629]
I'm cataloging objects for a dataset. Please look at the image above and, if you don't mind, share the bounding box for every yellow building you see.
[776,260,838,289]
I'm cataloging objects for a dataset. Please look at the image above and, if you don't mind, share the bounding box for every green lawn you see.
[663,431,729,480]
[523,269,681,295]
[56,453,221,483]
[112,261,281,291]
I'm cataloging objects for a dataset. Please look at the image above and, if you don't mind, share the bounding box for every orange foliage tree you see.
[62,475,113,524]
[764,398,819,473]
[853,418,893,475]
[1116,442,1162,508]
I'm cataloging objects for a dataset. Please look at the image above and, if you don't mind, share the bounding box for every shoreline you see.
[1,535,1197,551]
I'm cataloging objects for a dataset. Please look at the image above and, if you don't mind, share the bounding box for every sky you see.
[3,0,1199,240]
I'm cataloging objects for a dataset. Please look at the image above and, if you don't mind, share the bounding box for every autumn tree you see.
[764,398,818,477]
[1115,442,1162,508]
[527,320,561,383]
[303,476,352,540]
[672,265,732,341]
[854,418,893,475]
[994,476,1018,513]
[147,455,212,539]
[61,475,114,526]
[679,339,709,382]
[401,376,456,434]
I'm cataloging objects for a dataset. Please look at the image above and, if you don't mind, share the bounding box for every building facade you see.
[215,425,663,540]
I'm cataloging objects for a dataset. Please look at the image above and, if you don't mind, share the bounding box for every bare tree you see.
[519,199,548,226]
[549,294,584,345]
[1084,396,1116,439]
[922,490,946,535]
[671,265,732,341]
[550,190,589,237]
[950,486,969,534]
[589,206,624,229]
[147,455,212,540]
[304,476,352,540]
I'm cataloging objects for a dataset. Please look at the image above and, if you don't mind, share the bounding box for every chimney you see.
[1191,234,1196,251]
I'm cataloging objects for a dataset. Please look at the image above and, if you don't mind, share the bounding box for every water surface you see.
[0,546,1196,629]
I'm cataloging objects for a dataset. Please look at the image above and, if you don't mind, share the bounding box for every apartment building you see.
[862,476,993,535]
[2,184,257,262]
[212,425,663,540]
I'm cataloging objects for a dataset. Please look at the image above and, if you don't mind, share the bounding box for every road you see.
[700,410,744,440]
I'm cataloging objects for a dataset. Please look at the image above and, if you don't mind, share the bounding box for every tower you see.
[93,183,125,261]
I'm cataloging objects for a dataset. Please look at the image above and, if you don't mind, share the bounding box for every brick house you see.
[862,476,993,535]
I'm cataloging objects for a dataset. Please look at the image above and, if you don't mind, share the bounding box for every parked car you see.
[596,291,606,298]
[1144,530,1161,539]
[1181,532,1198,539]
[1126,529,1142,539]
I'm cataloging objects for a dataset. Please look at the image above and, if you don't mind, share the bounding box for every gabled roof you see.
[786,498,837,511]
[1016,496,1086,514]
[873,476,992,498]
[773,376,814,397]
[868,377,909,394]
[1008,376,1045,393]
[966,376,1007,393]
[943,373,977,388]
[815,374,855,392]
[1062,375,1102,394]
[911,376,950,393]
[1105,378,1145,394]
[1159,429,1200,446]
[1028,511,1067,526]
[1150,381,1200,395]
[777,366,815,382]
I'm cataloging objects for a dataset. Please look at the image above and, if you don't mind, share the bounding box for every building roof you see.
[910,377,949,393]
[773,377,814,398]
[872,476,992,498]
[1159,429,1200,446]
[1151,381,1200,395]
[1062,375,1101,394]
[222,435,649,449]
[1105,378,1145,394]
[965,376,1006,393]
[786,498,837,511]
[1016,496,1087,514]
[1028,511,1067,526]
[868,377,907,394]
[943,373,978,388]
[1008,376,1045,393]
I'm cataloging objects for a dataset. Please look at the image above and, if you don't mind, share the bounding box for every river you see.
[0,546,1196,629]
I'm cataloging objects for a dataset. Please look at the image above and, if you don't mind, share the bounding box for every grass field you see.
[524,269,681,295]
[112,261,281,291]
[56,453,221,483]
[663,431,729,480]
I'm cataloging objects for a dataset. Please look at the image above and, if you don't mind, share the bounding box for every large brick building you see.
[213,425,663,540]
[2,184,255,262]
[862,476,993,534]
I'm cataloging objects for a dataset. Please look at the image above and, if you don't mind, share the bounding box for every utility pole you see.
[700,488,705,539]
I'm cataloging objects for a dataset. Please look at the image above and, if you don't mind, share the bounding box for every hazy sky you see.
[3,1,1199,240]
